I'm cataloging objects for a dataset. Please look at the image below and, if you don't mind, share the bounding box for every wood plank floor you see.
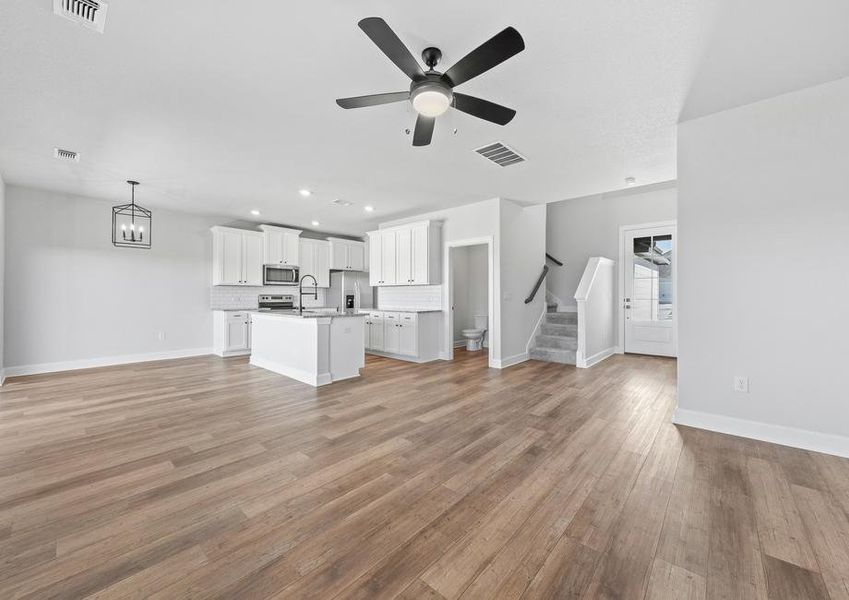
[2,350,849,599]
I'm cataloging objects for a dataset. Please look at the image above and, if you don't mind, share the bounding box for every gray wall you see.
[4,185,220,372]
[546,183,676,348]
[546,183,677,309]
[0,174,5,379]
[677,76,849,450]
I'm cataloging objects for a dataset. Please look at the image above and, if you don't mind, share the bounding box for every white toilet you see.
[461,315,488,352]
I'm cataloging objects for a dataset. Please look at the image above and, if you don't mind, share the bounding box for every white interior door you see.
[624,225,676,357]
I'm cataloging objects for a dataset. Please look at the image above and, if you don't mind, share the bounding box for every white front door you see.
[624,225,676,357]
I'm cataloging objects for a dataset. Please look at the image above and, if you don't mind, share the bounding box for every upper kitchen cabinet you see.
[211,226,264,286]
[259,225,302,266]
[328,238,366,271]
[367,221,442,286]
[299,238,330,288]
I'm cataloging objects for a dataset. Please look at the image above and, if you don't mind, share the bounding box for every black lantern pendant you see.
[112,180,152,249]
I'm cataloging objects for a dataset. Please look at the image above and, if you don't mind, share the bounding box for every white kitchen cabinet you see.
[363,310,441,362]
[328,238,366,271]
[212,226,264,286]
[299,238,330,287]
[365,312,385,350]
[398,313,417,356]
[213,311,252,357]
[260,225,302,266]
[366,221,441,286]
[383,312,401,354]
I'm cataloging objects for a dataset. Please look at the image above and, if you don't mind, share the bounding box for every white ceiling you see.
[1,0,847,235]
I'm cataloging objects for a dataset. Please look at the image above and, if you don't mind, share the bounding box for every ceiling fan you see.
[336,17,525,147]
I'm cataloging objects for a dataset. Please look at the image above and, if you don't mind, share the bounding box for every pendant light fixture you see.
[112,180,152,249]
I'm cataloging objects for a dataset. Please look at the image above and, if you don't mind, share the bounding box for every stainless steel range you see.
[257,294,295,311]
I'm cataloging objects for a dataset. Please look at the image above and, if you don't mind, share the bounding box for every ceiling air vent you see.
[474,142,526,167]
[54,147,80,162]
[53,0,109,33]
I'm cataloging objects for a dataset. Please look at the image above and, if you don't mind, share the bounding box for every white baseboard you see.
[3,348,214,379]
[0,370,5,387]
[577,346,616,369]
[673,407,849,459]
[249,355,327,387]
[492,352,528,369]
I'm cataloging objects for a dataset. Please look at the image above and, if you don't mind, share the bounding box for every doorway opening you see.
[445,238,494,367]
[618,222,677,357]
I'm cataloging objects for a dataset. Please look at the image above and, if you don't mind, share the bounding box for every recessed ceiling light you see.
[625,177,637,186]
[250,209,261,216]
[299,188,312,197]
[311,220,320,227]
[364,205,374,212]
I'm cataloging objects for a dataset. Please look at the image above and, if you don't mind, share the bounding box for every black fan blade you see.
[442,27,525,87]
[412,114,435,146]
[358,17,425,81]
[336,92,410,109]
[452,93,516,125]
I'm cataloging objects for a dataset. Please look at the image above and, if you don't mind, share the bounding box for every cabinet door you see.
[331,242,348,270]
[380,231,397,285]
[221,230,244,284]
[348,243,365,271]
[399,321,417,356]
[370,318,385,350]
[264,231,284,265]
[410,224,429,284]
[299,239,316,280]
[243,235,263,285]
[315,242,330,287]
[226,314,250,351]
[384,320,401,354]
[282,232,300,266]
[396,228,412,285]
[368,235,382,286]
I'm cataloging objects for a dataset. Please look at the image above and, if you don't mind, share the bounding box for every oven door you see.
[263,265,299,285]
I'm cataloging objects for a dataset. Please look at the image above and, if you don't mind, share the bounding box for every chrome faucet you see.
[298,274,318,315]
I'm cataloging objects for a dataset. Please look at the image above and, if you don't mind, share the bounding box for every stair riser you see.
[545,313,577,325]
[534,335,578,350]
[529,348,577,365]
[541,324,578,336]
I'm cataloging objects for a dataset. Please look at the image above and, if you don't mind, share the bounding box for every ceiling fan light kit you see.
[336,17,525,146]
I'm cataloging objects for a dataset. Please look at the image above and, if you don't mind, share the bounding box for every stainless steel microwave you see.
[263,264,299,285]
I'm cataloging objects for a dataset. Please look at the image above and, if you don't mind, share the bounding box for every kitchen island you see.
[249,310,366,387]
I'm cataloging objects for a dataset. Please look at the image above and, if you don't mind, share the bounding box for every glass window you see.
[632,234,673,321]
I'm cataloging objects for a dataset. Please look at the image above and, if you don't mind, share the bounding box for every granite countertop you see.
[250,309,365,319]
[366,308,443,313]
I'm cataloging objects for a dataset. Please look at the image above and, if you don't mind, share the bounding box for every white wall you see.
[451,244,488,344]
[547,183,677,305]
[676,76,849,457]
[0,173,5,382]
[499,200,547,365]
[4,185,221,375]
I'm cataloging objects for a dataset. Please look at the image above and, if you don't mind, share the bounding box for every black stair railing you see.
[525,265,549,304]
[545,253,564,267]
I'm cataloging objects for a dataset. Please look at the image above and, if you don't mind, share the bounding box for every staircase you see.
[529,303,578,365]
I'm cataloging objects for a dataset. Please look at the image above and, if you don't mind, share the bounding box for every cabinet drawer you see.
[399,313,417,322]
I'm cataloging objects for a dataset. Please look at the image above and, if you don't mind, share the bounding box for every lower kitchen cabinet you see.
[213,311,252,357]
[363,310,441,362]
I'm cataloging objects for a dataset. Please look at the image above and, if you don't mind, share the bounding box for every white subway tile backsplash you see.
[210,286,327,310]
[376,285,442,311]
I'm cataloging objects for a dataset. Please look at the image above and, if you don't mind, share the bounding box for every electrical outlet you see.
[734,376,749,393]
[156,331,166,342]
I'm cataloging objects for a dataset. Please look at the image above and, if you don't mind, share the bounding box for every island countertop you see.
[250,309,366,320]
